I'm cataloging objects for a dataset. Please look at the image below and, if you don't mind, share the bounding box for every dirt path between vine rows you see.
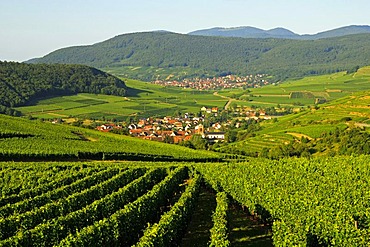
[179,186,216,247]
[228,204,273,247]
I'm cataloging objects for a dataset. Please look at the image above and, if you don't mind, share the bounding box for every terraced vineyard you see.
[219,133,294,156]
[219,89,370,156]
[2,68,370,246]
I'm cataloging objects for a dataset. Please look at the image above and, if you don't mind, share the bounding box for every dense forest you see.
[28,32,370,81]
[0,61,127,115]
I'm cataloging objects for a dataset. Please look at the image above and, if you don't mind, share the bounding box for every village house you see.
[174,122,183,129]
[137,119,147,127]
[97,124,122,132]
[143,125,154,131]
[128,123,138,130]
[212,122,222,130]
[205,132,225,143]
[129,128,144,136]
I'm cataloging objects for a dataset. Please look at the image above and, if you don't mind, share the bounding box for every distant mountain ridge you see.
[188,25,370,39]
[28,32,370,82]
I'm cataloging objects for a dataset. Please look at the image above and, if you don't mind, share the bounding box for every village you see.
[152,74,270,90]
[96,106,272,144]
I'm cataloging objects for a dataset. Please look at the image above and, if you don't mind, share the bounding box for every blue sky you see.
[1,0,370,61]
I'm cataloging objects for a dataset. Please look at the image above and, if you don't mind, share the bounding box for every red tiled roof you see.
[129,129,143,134]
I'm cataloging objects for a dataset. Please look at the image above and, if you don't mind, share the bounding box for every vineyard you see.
[0,162,231,247]
[197,156,370,246]
[0,156,369,246]
[0,114,222,162]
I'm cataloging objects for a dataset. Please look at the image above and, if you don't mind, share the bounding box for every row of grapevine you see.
[57,166,189,247]
[0,167,134,241]
[0,162,96,197]
[196,156,370,246]
[0,132,34,139]
[0,167,120,218]
[0,167,168,247]
[134,171,201,247]
[0,150,222,163]
[0,166,97,207]
[209,192,230,247]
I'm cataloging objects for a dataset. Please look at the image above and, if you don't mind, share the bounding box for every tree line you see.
[0,61,127,115]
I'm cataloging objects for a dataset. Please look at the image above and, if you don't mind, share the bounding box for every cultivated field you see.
[218,66,370,108]
[219,90,370,155]
[15,79,227,120]
[1,156,370,246]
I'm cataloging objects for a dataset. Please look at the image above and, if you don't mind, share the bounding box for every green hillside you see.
[218,65,370,108]
[219,89,370,156]
[28,32,370,81]
[0,113,220,161]
[0,61,127,116]
[2,58,370,247]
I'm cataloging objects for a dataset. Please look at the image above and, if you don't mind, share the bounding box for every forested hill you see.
[0,61,126,115]
[28,32,370,81]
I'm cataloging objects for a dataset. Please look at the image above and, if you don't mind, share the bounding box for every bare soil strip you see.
[228,203,273,247]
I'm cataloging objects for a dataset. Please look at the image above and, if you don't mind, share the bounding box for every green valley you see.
[2,29,370,247]
[10,65,370,161]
